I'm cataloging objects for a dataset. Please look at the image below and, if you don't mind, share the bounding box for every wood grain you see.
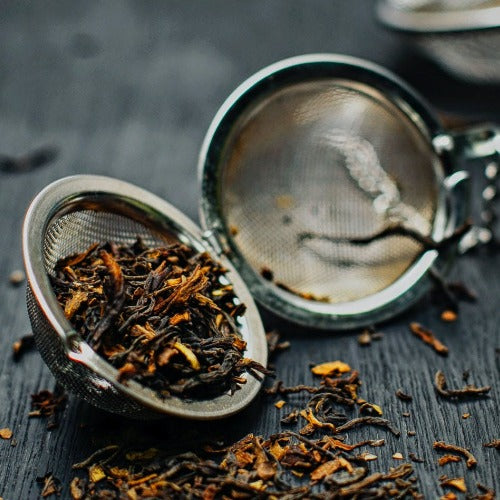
[0,1,498,498]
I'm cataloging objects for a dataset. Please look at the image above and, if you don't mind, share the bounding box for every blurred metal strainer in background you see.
[23,55,499,418]
[377,0,500,83]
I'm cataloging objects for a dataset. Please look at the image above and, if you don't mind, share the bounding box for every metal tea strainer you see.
[24,54,499,418]
[199,54,498,329]
[377,0,500,83]
[23,176,267,419]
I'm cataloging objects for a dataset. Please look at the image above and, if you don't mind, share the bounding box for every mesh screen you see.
[219,79,441,303]
[29,209,180,418]
[27,286,157,419]
[28,205,261,418]
[43,210,176,276]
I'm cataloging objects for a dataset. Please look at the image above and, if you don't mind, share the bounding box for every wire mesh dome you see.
[199,55,463,329]
[23,176,267,419]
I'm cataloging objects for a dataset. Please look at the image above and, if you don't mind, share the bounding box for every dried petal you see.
[248,479,266,491]
[0,428,12,439]
[311,361,351,377]
[173,342,201,371]
[128,473,158,486]
[410,322,449,355]
[440,476,467,493]
[156,347,178,367]
[234,449,255,468]
[256,460,277,481]
[311,458,351,480]
[202,483,219,500]
[440,493,458,500]
[38,474,61,497]
[108,467,129,478]
[441,310,458,322]
[269,441,286,461]
[300,408,336,432]
[359,402,383,416]
[129,323,156,340]
[70,477,85,500]
[88,464,106,483]
[117,362,137,382]
[438,455,461,466]
[169,311,190,325]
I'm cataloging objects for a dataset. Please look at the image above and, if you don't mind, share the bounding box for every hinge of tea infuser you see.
[448,126,499,252]
[202,228,228,256]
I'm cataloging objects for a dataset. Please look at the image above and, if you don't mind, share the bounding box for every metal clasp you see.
[202,228,228,256]
[450,125,499,252]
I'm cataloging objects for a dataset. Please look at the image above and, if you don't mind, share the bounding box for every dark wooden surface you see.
[0,1,499,498]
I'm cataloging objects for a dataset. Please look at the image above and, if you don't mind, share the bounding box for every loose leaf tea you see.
[438,455,462,466]
[0,145,58,173]
[275,281,331,303]
[61,357,427,498]
[268,363,401,438]
[8,269,25,286]
[395,389,413,402]
[50,239,268,399]
[429,268,477,312]
[471,483,496,500]
[483,439,500,449]
[409,322,449,356]
[434,371,491,399]
[439,476,467,493]
[37,473,61,498]
[265,330,290,359]
[434,441,477,469]
[12,334,35,361]
[310,360,351,377]
[409,452,424,463]
[446,281,478,303]
[356,327,383,346]
[29,386,67,430]
[0,428,13,440]
[440,493,459,500]
[440,310,457,322]
[357,329,372,346]
[260,266,331,302]
[335,417,400,436]
[68,435,422,499]
[298,219,471,252]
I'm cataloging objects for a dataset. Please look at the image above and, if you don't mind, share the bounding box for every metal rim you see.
[198,54,454,330]
[377,0,500,32]
[22,175,267,419]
